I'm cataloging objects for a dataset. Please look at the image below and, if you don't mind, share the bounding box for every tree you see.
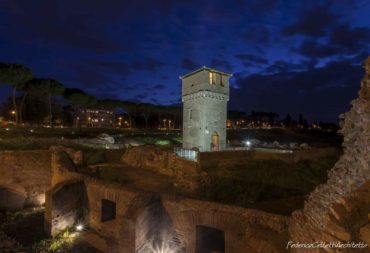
[26,78,64,126]
[283,113,292,128]
[97,99,122,110]
[155,105,164,129]
[121,101,138,128]
[298,113,304,126]
[64,88,96,107]
[139,103,154,129]
[228,110,246,128]
[64,88,97,127]
[0,63,34,124]
[167,105,181,129]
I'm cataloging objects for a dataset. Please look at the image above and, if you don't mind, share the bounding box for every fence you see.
[174,147,198,162]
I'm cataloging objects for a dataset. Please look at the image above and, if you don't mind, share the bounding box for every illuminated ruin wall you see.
[289,56,370,251]
[0,150,51,210]
[47,147,290,253]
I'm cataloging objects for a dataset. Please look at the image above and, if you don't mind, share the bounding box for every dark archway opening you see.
[0,186,26,211]
[101,199,116,222]
[196,225,225,253]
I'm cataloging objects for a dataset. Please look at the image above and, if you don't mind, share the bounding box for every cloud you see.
[0,1,126,53]
[234,54,268,66]
[246,0,279,13]
[86,60,131,75]
[230,59,363,122]
[152,84,166,89]
[181,58,198,70]
[295,24,370,59]
[210,58,232,71]
[329,23,370,51]
[135,93,149,100]
[241,26,270,44]
[282,3,337,37]
[67,58,164,80]
[296,40,338,58]
[265,60,311,73]
[130,58,165,71]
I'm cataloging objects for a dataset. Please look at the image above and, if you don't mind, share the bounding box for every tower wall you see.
[181,67,231,152]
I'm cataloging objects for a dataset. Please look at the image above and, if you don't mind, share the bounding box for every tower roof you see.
[179,66,232,79]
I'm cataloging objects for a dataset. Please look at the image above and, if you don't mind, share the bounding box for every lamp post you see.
[11,110,16,123]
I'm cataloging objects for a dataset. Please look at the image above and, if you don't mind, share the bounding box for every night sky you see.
[0,0,369,122]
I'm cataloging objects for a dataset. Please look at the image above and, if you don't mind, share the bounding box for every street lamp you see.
[10,110,16,122]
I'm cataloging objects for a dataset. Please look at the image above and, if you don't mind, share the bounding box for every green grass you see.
[228,128,342,147]
[0,126,181,150]
[0,206,44,229]
[82,149,107,165]
[199,156,338,211]
[32,228,101,253]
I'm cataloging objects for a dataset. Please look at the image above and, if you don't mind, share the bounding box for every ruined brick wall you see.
[122,145,200,191]
[0,150,51,210]
[289,57,370,252]
[163,196,289,253]
[48,146,292,253]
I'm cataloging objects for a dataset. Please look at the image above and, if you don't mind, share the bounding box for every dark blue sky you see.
[0,0,369,122]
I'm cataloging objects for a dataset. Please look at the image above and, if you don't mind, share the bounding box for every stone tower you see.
[180,66,232,152]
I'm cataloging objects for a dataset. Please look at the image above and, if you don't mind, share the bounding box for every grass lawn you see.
[198,155,339,215]
[228,128,342,147]
[0,126,181,150]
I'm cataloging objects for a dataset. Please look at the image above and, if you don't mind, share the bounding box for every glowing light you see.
[30,129,34,133]
[5,127,10,131]
[155,140,171,146]
[11,110,16,115]
[76,224,83,231]
[245,140,251,147]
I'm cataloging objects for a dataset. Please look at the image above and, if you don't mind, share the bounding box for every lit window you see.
[209,72,212,84]
[209,72,216,85]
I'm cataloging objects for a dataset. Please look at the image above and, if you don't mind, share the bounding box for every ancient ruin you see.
[0,56,369,252]
[289,56,370,251]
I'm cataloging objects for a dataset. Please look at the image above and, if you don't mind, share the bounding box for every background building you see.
[181,67,231,151]
[74,107,114,128]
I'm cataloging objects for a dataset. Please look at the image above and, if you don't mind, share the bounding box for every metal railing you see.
[174,147,198,161]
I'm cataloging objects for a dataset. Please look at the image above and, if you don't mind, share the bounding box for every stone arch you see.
[162,197,289,253]
[289,56,370,251]
[45,180,88,236]
[166,209,246,253]
[0,184,27,211]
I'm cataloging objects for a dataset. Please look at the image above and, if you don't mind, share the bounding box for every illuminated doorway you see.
[211,131,219,151]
